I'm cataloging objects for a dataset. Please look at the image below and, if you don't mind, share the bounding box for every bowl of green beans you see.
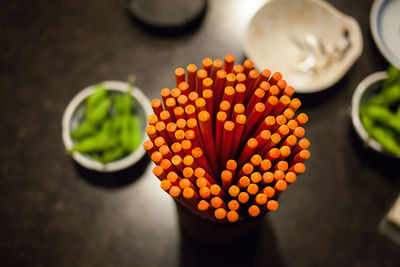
[62,80,152,172]
[351,66,400,158]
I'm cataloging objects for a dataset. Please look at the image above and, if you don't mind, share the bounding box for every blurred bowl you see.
[62,81,153,172]
[350,71,400,158]
[370,0,400,70]
[243,0,363,93]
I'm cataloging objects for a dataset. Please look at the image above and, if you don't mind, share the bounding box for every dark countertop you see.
[1,0,399,266]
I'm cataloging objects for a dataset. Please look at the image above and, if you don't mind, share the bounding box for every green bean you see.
[120,114,130,152]
[366,105,400,134]
[69,120,118,154]
[120,92,133,115]
[87,84,107,117]
[70,120,96,139]
[102,146,126,163]
[370,126,400,155]
[87,97,111,125]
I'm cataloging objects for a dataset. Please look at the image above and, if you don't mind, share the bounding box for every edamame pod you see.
[70,120,96,139]
[102,146,126,163]
[366,105,400,134]
[87,98,111,125]
[87,84,107,117]
[370,126,400,155]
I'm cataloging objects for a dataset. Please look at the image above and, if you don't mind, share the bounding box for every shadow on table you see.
[73,154,150,188]
[178,217,285,267]
[349,121,400,184]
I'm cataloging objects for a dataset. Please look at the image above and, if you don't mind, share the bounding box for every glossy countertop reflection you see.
[1,0,400,266]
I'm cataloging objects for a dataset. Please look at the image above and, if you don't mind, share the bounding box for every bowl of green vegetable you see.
[351,66,400,158]
[62,80,152,172]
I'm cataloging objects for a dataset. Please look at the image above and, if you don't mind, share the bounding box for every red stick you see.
[243,59,254,75]
[155,121,171,145]
[170,88,181,100]
[178,82,190,97]
[241,103,265,143]
[230,114,246,158]
[269,72,282,86]
[161,88,171,108]
[177,94,189,108]
[213,70,227,108]
[254,69,271,89]
[211,59,223,81]
[151,99,163,118]
[147,114,158,126]
[245,88,265,117]
[233,64,244,74]
[143,140,156,156]
[192,147,214,176]
[224,73,236,88]
[215,111,227,159]
[187,64,197,92]
[175,68,185,87]
[233,83,246,106]
[188,91,199,106]
[221,170,233,190]
[231,103,245,122]
[198,110,218,174]
[223,54,235,73]
[171,142,185,158]
[202,58,213,76]
[237,138,258,167]
[153,165,166,181]
[259,159,272,172]
[151,151,163,165]
[254,116,276,137]
[203,89,214,120]
[220,120,235,167]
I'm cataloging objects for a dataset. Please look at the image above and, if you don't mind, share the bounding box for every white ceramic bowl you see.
[351,71,400,158]
[243,0,363,93]
[62,81,153,172]
[370,0,400,70]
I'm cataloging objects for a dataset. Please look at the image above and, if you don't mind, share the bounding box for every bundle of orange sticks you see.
[144,55,310,223]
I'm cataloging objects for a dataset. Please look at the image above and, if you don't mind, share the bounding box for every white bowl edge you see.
[351,71,389,155]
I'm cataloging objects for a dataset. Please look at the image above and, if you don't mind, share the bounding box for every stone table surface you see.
[1,0,400,266]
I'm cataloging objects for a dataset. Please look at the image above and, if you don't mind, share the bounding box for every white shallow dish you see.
[370,0,400,70]
[243,0,363,93]
[62,81,153,172]
[351,71,400,158]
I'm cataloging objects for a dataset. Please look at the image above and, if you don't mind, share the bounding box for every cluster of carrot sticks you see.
[143,55,310,223]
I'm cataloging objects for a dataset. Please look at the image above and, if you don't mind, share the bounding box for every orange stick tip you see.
[267,200,279,211]
[248,205,260,217]
[215,208,227,220]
